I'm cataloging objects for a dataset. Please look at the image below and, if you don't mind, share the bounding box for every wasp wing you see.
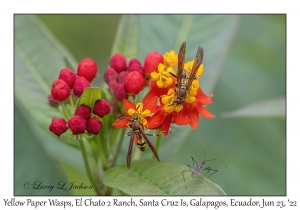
[187,46,203,89]
[176,41,186,85]
[126,130,135,169]
[141,129,160,162]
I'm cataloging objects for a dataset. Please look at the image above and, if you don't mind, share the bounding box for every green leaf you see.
[77,87,102,108]
[103,160,226,195]
[14,15,78,129]
[111,15,140,59]
[14,15,84,183]
[221,96,285,119]
[15,101,72,195]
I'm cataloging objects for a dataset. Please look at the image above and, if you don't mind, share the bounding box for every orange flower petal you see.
[197,106,215,118]
[123,99,136,114]
[142,88,157,104]
[147,108,166,128]
[112,117,130,128]
[142,81,158,104]
[143,81,172,104]
[173,112,191,125]
[196,89,213,105]
[143,96,158,113]
[181,104,188,117]
[187,105,199,129]
[161,114,173,137]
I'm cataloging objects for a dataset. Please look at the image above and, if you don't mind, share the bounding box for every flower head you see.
[51,79,71,102]
[147,104,190,137]
[144,51,164,76]
[49,118,68,137]
[77,58,98,82]
[58,68,77,88]
[183,88,215,129]
[68,115,87,135]
[93,99,111,118]
[109,53,127,73]
[151,63,176,89]
[87,117,103,135]
[184,60,204,77]
[124,71,144,95]
[73,76,90,96]
[163,50,178,67]
[112,96,158,128]
[147,88,191,136]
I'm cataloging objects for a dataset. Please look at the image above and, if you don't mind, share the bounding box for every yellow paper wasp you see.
[125,112,160,169]
[168,41,204,112]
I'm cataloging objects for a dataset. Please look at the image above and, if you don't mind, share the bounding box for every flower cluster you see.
[104,53,146,101]
[111,46,214,137]
[48,58,110,137]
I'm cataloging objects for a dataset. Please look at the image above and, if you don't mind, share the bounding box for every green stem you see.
[153,132,162,158]
[61,102,70,121]
[111,129,126,167]
[69,94,75,114]
[78,136,100,195]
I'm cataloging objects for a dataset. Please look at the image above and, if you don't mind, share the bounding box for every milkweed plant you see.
[48,42,217,196]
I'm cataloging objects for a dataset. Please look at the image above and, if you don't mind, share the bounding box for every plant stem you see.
[69,94,75,114]
[111,128,126,167]
[61,102,70,121]
[153,132,162,158]
[78,136,100,195]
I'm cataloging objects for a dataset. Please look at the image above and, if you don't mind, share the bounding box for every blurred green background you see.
[14,14,285,196]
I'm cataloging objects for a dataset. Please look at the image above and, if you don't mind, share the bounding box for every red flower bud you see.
[118,71,128,84]
[75,104,91,120]
[108,98,118,113]
[93,99,111,118]
[77,58,98,82]
[73,76,90,96]
[68,115,86,135]
[144,51,164,76]
[128,58,141,67]
[128,63,145,77]
[109,53,127,73]
[115,84,128,101]
[58,68,77,88]
[48,93,58,107]
[87,117,103,135]
[51,79,71,102]
[49,118,68,137]
[124,71,144,95]
[104,67,118,84]
[108,80,118,95]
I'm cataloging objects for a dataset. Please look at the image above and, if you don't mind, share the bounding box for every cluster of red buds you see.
[49,58,110,137]
[104,53,150,101]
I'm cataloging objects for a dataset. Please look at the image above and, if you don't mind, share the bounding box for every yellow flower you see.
[151,64,175,88]
[184,60,204,77]
[163,50,178,67]
[162,89,182,113]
